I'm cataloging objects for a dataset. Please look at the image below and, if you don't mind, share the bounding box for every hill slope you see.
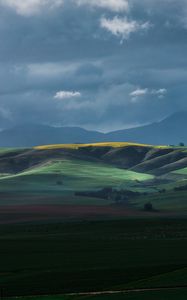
[0,142,186,187]
[0,143,187,212]
[0,159,153,192]
[0,142,187,177]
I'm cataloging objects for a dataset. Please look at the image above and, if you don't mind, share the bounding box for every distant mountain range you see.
[0,111,187,147]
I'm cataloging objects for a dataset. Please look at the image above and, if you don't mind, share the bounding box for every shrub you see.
[144,202,153,212]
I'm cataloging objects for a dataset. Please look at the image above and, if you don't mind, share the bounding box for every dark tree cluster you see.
[179,142,185,147]
[144,202,154,212]
[75,188,141,203]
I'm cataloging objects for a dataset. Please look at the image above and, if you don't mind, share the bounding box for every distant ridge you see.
[0,111,187,147]
[0,124,103,147]
[106,111,187,145]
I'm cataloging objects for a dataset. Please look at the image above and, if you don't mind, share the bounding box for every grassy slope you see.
[173,167,187,175]
[0,159,153,192]
[0,147,26,154]
[0,143,187,211]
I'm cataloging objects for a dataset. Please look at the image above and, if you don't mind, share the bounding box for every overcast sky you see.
[0,0,186,131]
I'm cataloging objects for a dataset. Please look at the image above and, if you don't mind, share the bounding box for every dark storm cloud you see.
[0,0,187,131]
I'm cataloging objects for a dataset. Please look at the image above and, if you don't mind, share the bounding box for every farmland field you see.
[6,289,187,300]
[0,219,187,297]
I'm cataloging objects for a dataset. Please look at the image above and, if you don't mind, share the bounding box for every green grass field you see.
[123,267,187,289]
[0,147,26,155]
[131,190,187,211]
[0,159,153,192]
[6,290,187,300]
[173,167,187,175]
[1,219,187,297]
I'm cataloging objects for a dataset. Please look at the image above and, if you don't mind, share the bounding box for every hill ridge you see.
[0,111,187,146]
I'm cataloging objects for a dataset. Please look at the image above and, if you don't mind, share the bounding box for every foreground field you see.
[7,289,187,299]
[1,219,187,297]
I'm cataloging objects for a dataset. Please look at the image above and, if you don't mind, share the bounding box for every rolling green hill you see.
[0,159,153,191]
[0,142,187,212]
[173,167,187,175]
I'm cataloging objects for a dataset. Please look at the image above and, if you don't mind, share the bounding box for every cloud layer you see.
[0,0,186,131]
[76,0,129,12]
[0,0,64,16]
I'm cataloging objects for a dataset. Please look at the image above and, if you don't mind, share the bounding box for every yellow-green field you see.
[34,142,170,151]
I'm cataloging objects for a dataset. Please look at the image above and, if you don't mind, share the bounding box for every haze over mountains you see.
[0,111,186,147]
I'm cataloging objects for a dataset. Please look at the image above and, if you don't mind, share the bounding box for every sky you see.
[0,0,187,132]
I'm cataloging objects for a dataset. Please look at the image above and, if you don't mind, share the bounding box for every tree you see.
[179,142,185,147]
[144,202,153,212]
